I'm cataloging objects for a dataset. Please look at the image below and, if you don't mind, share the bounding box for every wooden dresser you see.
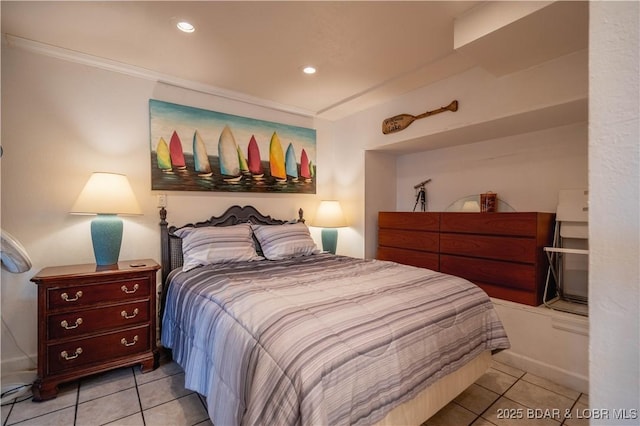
[30,259,160,400]
[377,212,554,306]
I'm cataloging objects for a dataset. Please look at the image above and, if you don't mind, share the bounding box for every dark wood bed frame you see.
[158,205,305,320]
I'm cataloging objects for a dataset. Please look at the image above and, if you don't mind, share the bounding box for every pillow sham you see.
[251,222,320,260]
[174,223,262,272]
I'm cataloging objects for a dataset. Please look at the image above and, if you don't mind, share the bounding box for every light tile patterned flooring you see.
[2,356,587,426]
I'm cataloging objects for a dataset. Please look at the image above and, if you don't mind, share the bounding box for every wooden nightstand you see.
[30,259,160,401]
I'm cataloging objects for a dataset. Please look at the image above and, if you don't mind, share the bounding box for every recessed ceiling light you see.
[177,21,195,33]
[302,66,317,75]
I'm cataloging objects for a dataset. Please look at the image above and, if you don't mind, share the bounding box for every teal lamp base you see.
[321,228,338,254]
[91,214,123,266]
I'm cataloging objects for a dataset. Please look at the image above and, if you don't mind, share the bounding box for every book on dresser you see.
[30,259,160,401]
[377,212,554,306]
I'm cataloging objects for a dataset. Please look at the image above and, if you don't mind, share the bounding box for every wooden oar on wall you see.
[382,100,458,134]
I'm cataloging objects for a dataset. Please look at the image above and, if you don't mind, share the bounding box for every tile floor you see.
[423,360,589,426]
[2,357,587,426]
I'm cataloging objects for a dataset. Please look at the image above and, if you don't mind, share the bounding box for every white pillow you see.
[174,223,262,272]
[251,222,319,260]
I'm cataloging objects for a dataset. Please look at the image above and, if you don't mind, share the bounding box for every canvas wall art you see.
[149,99,317,193]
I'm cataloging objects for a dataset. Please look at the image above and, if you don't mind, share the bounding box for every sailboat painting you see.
[149,99,316,193]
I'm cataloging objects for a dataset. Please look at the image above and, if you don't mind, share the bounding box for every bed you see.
[159,205,510,425]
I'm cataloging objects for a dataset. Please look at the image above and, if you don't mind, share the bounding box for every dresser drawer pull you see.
[60,347,83,360]
[121,308,139,319]
[121,284,139,294]
[120,335,139,347]
[61,291,83,302]
[60,318,83,330]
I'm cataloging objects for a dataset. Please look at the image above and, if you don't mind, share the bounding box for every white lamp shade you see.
[313,200,347,228]
[70,172,142,215]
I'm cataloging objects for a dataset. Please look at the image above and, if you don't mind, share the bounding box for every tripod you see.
[413,185,427,212]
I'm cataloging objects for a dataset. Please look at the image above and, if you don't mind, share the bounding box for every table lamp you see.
[312,200,347,254]
[70,172,142,265]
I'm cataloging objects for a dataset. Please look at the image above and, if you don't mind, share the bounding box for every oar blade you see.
[382,114,416,134]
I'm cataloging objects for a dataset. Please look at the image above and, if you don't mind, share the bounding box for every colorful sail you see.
[156,137,172,171]
[247,135,264,176]
[237,145,250,174]
[218,125,240,177]
[193,130,212,176]
[285,143,298,180]
[169,131,186,169]
[300,149,311,180]
[269,132,286,181]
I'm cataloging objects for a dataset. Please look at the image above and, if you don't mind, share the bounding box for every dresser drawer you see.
[440,255,536,291]
[441,212,540,237]
[46,278,150,310]
[379,212,440,231]
[378,229,439,252]
[377,247,439,271]
[47,325,150,375]
[440,234,536,263]
[47,301,150,340]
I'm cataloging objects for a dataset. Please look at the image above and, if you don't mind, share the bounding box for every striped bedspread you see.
[161,254,509,426]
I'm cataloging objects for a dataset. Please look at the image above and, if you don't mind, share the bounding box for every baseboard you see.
[493,349,589,394]
[1,353,37,375]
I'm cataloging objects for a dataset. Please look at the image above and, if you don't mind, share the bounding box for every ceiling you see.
[1,1,588,121]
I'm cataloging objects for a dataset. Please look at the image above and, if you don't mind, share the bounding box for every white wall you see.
[395,122,588,213]
[589,2,640,423]
[0,46,336,370]
[363,151,396,259]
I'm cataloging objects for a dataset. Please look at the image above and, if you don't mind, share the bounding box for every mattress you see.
[161,254,509,425]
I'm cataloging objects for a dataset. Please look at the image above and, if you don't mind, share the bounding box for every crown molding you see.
[3,34,316,118]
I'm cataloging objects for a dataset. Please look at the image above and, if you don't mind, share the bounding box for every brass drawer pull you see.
[121,283,139,294]
[121,308,139,319]
[61,291,83,302]
[60,318,83,330]
[60,347,83,360]
[120,335,139,347]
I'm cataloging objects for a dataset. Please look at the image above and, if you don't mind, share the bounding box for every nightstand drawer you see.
[47,324,150,375]
[48,301,150,340]
[47,278,150,310]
